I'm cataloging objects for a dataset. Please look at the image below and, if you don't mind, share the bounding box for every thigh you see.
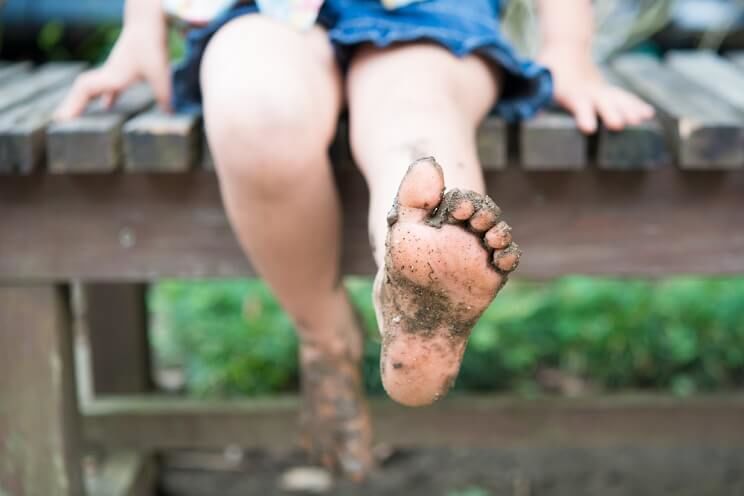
[346,42,501,164]
[201,15,344,158]
[346,42,503,206]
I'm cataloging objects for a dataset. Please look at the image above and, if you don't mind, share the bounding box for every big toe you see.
[381,332,466,407]
[396,157,445,212]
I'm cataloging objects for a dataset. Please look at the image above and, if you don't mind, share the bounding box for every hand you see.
[538,47,654,134]
[54,21,171,121]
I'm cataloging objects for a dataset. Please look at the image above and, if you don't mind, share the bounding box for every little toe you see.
[493,243,521,273]
[469,196,501,232]
[485,221,513,249]
[396,157,445,212]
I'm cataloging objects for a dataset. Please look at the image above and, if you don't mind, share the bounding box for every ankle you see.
[297,291,362,361]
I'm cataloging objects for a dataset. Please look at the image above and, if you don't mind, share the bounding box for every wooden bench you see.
[2,50,744,495]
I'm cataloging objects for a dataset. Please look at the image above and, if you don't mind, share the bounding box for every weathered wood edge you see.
[82,393,744,451]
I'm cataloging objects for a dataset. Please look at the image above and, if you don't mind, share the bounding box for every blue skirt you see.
[172,0,553,122]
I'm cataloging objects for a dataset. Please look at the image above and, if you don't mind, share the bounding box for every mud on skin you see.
[377,157,521,407]
[298,312,374,480]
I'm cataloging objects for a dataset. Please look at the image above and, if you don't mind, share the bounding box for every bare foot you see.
[375,157,521,407]
[298,298,374,480]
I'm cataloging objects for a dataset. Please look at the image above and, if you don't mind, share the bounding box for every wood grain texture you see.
[519,111,586,170]
[612,54,744,169]
[0,84,71,173]
[0,285,84,496]
[201,130,214,170]
[597,69,671,169]
[477,117,507,170]
[728,50,744,71]
[0,61,32,85]
[1,168,744,280]
[80,284,152,395]
[82,394,744,451]
[0,63,83,114]
[123,111,201,172]
[87,452,157,496]
[666,50,744,114]
[47,84,153,173]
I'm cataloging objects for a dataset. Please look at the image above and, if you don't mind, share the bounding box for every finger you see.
[594,90,625,131]
[146,61,173,113]
[612,88,655,125]
[100,90,119,110]
[54,70,112,121]
[559,92,597,134]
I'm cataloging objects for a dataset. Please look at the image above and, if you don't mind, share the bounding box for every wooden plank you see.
[666,50,744,114]
[0,62,84,113]
[82,394,744,451]
[728,51,744,71]
[0,84,71,174]
[612,54,744,169]
[124,111,201,172]
[87,452,157,496]
[1,168,744,280]
[201,130,214,170]
[46,83,154,173]
[79,284,152,395]
[477,117,507,170]
[0,61,32,85]
[0,285,85,496]
[597,69,671,170]
[519,110,586,170]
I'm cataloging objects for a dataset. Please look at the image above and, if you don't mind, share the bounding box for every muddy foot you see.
[375,157,521,407]
[298,303,374,480]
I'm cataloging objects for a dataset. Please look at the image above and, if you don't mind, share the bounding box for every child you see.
[55,0,653,479]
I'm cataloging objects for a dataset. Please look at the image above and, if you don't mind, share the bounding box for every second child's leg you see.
[348,43,521,407]
[201,16,372,477]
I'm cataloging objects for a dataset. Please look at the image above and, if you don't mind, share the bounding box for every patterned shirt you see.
[164,0,427,28]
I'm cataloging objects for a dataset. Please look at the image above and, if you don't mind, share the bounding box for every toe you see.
[442,189,476,222]
[396,157,445,212]
[469,196,501,232]
[485,221,513,249]
[493,243,521,273]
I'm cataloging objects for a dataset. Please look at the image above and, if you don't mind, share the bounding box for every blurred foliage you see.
[36,22,185,63]
[150,277,744,398]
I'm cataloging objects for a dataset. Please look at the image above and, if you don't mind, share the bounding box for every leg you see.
[348,43,521,406]
[0,285,85,496]
[201,16,372,477]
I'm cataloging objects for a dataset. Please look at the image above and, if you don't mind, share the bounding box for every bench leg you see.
[0,284,85,496]
[78,283,152,395]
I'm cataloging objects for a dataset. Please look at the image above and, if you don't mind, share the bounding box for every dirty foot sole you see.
[375,157,521,407]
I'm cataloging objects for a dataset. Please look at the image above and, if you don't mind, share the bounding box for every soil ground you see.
[159,444,744,496]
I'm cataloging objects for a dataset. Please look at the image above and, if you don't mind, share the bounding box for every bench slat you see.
[123,110,201,172]
[612,54,744,170]
[0,61,32,85]
[477,117,507,170]
[201,131,215,170]
[0,63,83,114]
[727,51,744,71]
[519,110,586,170]
[666,50,744,115]
[46,83,154,173]
[2,168,744,280]
[596,69,671,169]
[0,84,72,173]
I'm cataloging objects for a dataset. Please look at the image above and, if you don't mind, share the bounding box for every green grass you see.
[149,276,744,398]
